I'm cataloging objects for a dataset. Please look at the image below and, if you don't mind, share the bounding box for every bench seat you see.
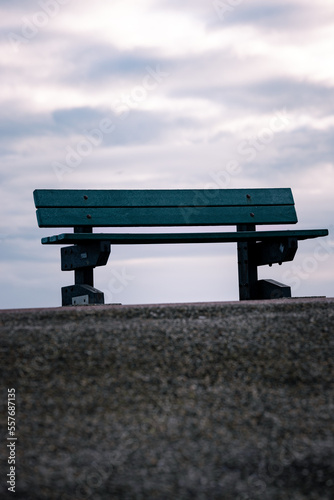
[41,229,328,245]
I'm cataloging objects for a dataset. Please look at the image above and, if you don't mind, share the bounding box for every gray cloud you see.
[53,41,171,82]
[157,0,318,31]
[0,104,203,150]
[169,78,334,115]
[209,0,333,32]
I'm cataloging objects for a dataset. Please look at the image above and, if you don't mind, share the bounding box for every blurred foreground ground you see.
[1,298,334,499]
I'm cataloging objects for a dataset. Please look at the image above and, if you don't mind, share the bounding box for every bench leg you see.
[61,267,105,306]
[237,243,292,300]
[237,225,293,300]
[60,234,110,306]
[237,239,258,300]
[61,284,105,306]
[257,279,291,299]
[237,224,258,300]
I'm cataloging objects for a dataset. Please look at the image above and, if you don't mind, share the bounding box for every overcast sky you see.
[1,0,334,308]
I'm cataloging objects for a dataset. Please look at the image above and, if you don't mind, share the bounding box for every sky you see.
[1,0,334,309]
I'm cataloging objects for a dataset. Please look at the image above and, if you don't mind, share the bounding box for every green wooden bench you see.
[33,188,328,306]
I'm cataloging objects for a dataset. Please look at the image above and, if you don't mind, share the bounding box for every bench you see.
[33,188,329,306]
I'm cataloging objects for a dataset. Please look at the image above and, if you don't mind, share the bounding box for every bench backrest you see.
[33,188,297,228]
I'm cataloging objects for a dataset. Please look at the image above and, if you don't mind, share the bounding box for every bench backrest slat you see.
[34,188,294,208]
[33,188,297,227]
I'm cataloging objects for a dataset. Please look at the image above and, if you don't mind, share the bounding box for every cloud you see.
[52,107,103,132]
[169,78,334,115]
[0,0,333,308]
[210,0,334,30]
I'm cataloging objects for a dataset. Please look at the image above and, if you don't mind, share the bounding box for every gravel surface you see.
[1,298,334,500]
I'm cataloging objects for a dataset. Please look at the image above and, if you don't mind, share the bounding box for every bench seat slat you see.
[41,229,328,245]
[33,188,294,208]
[36,205,298,227]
